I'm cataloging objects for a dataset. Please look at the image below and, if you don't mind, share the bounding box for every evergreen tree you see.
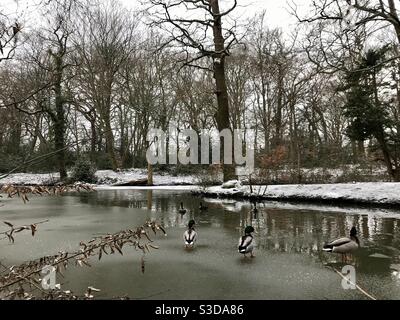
[342,46,400,181]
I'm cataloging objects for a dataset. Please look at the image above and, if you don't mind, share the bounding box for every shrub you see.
[94,152,113,170]
[194,166,223,190]
[71,158,97,183]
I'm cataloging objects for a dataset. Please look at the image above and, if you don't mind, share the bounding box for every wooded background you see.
[1,0,400,183]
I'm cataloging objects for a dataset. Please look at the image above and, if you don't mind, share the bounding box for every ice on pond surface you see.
[1,189,400,300]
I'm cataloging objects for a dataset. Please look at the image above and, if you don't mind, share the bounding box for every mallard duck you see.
[323,226,360,262]
[179,202,187,215]
[199,202,208,211]
[238,226,255,258]
[183,220,197,249]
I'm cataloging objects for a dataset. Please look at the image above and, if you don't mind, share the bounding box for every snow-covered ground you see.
[249,165,390,184]
[95,185,197,191]
[0,172,61,185]
[1,170,400,206]
[0,169,197,186]
[201,181,400,206]
[95,169,197,185]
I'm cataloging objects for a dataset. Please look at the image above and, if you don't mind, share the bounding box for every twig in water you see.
[133,289,172,300]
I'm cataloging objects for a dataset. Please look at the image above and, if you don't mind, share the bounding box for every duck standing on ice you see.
[323,226,360,262]
[183,220,197,249]
[238,226,255,258]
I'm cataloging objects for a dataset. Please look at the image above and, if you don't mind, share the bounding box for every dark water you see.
[1,189,400,300]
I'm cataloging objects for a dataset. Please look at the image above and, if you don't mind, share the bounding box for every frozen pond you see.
[1,189,400,300]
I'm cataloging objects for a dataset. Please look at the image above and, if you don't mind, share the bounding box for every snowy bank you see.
[0,169,197,186]
[95,185,197,191]
[95,170,197,186]
[195,182,400,207]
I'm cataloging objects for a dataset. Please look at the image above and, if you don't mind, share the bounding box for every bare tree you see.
[30,1,77,181]
[147,0,240,181]
[0,10,22,63]
[74,0,138,171]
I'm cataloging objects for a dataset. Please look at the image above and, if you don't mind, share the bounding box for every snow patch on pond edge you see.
[95,185,198,191]
[196,182,400,207]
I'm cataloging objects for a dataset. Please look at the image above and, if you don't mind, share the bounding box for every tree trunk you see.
[371,67,398,181]
[351,139,358,163]
[375,130,398,181]
[210,0,235,182]
[388,0,400,46]
[147,139,154,186]
[8,108,21,155]
[147,162,153,186]
[261,75,270,153]
[54,56,67,181]
[275,63,284,147]
[104,114,118,171]
[29,115,41,155]
[90,118,97,162]
[357,141,365,162]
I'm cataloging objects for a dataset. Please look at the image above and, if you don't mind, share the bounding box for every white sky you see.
[1,0,309,33]
[121,0,305,30]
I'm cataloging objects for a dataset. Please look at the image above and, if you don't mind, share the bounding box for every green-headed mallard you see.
[323,226,360,262]
[238,226,255,258]
[183,220,197,249]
